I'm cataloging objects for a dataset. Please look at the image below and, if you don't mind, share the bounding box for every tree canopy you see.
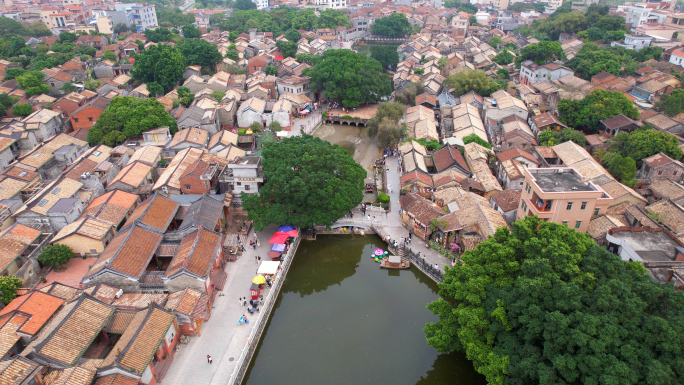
[462,133,492,149]
[87,96,178,146]
[538,127,587,147]
[371,13,411,38]
[424,215,684,385]
[15,71,49,96]
[214,6,350,36]
[38,245,72,269]
[0,276,22,305]
[369,45,399,70]
[242,135,365,230]
[519,41,564,65]
[132,44,185,92]
[445,70,500,97]
[558,89,639,133]
[305,49,392,107]
[178,38,223,68]
[234,0,257,10]
[492,50,514,65]
[276,40,298,58]
[623,129,683,162]
[182,24,202,38]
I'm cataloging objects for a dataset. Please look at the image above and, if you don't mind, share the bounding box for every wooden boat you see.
[380,255,410,269]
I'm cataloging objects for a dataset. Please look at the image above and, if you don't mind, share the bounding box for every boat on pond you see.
[380,255,410,269]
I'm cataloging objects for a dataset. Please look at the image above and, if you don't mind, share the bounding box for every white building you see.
[669,47,684,67]
[252,0,268,9]
[114,3,157,31]
[315,0,347,9]
[623,5,667,29]
[519,60,574,85]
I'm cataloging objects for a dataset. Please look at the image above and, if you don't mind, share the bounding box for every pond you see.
[243,235,485,385]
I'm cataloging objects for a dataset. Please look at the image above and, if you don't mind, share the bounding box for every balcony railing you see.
[528,198,553,213]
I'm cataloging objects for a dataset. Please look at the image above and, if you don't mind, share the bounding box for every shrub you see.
[378,193,390,203]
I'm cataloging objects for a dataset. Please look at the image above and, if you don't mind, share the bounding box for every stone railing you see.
[226,236,301,385]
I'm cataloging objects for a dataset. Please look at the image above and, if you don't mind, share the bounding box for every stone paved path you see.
[163,224,279,385]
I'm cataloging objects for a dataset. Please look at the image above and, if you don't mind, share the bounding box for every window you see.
[580,202,587,210]
[52,188,60,194]
[562,221,568,226]
[575,221,581,229]
[74,118,79,123]
[658,170,663,175]
[94,151,101,157]
[18,172,26,177]
[245,185,250,191]
[33,153,41,157]
[185,184,191,190]
[594,208,599,216]
[521,202,527,212]
[237,182,241,186]
[566,202,573,210]
[38,199,48,207]
[88,117,93,122]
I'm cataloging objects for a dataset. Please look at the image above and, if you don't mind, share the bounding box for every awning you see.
[257,261,280,275]
[268,232,290,244]
[271,243,286,252]
[389,256,401,264]
[277,225,296,232]
[267,251,282,259]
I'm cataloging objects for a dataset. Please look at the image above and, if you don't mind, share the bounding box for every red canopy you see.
[268,232,290,244]
[267,251,282,259]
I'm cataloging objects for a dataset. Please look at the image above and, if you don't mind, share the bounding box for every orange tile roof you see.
[94,374,141,385]
[0,291,64,335]
[83,190,139,226]
[122,194,179,232]
[166,228,220,278]
[0,223,42,273]
[102,305,175,374]
[0,313,28,357]
[87,224,163,279]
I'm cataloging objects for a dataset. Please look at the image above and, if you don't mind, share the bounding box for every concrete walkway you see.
[336,154,452,275]
[163,225,280,385]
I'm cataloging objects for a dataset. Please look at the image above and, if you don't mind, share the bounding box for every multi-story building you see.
[253,0,269,9]
[315,0,347,9]
[519,60,574,85]
[517,168,614,233]
[219,156,263,204]
[114,3,157,31]
[96,16,113,34]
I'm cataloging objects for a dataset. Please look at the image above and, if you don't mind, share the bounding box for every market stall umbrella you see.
[268,232,290,244]
[252,275,266,285]
[271,243,286,253]
[258,261,280,275]
[282,229,299,238]
[277,225,296,232]
[267,251,282,259]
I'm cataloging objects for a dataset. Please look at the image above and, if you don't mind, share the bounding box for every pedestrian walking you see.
[388,184,392,193]
[254,256,258,264]
[408,232,412,242]
[243,299,247,307]
[434,263,439,271]
[207,355,212,364]
[238,297,243,306]
[257,256,261,263]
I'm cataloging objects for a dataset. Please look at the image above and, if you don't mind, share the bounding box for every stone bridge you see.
[325,116,368,126]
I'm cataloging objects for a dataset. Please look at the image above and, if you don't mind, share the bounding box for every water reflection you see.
[244,235,484,385]
[282,235,364,297]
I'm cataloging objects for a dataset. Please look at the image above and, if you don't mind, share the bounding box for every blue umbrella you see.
[271,243,286,252]
[277,225,296,232]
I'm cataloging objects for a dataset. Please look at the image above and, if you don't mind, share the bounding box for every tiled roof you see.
[0,313,27,357]
[168,127,209,149]
[588,215,626,241]
[0,291,64,336]
[0,356,41,384]
[399,193,444,225]
[105,310,137,334]
[600,114,635,129]
[102,304,175,374]
[432,144,468,172]
[178,194,224,232]
[129,145,162,165]
[82,190,138,226]
[122,194,179,232]
[648,178,684,201]
[166,227,220,278]
[86,223,163,280]
[38,283,81,301]
[94,374,141,385]
[23,295,114,367]
[44,366,95,385]
[153,148,205,191]
[496,147,537,164]
[109,161,153,188]
[0,223,42,273]
[432,169,468,187]
[111,293,167,309]
[490,189,521,212]
[208,130,238,150]
[52,216,113,242]
[82,284,120,304]
[646,199,684,235]
[166,288,208,319]
[643,152,678,168]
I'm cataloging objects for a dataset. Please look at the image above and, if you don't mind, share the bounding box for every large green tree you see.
[624,129,683,161]
[655,88,684,117]
[445,70,500,97]
[87,97,177,146]
[234,0,256,10]
[132,44,185,92]
[0,276,22,304]
[38,244,72,269]
[519,41,564,65]
[178,38,223,68]
[316,9,351,29]
[371,13,411,37]
[370,45,399,70]
[276,40,298,58]
[305,49,392,107]
[558,89,638,133]
[242,135,365,230]
[182,24,202,38]
[15,71,49,96]
[425,216,684,385]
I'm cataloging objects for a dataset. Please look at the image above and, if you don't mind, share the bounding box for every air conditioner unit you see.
[162,186,169,194]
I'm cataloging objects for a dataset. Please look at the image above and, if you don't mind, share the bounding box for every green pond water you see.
[243,235,485,385]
